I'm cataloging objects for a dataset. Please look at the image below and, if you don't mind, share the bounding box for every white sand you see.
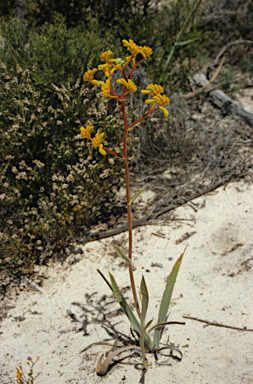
[1,180,253,384]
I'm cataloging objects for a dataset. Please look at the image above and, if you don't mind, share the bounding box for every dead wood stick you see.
[214,39,253,65]
[78,213,153,244]
[192,72,253,127]
[77,164,246,245]
[181,56,225,99]
[183,315,253,332]
[148,162,247,222]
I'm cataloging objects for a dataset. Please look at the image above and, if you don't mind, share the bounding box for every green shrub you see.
[22,0,158,30]
[147,0,209,91]
[0,0,19,17]
[239,55,253,76]
[0,14,119,86]
[113,0,209,92]
[0,16,129,289]
[4,0,209,93]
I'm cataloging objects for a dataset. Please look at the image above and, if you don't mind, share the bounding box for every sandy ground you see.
[0,179,253,384]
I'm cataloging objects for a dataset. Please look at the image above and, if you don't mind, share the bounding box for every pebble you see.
[151,262,163,268]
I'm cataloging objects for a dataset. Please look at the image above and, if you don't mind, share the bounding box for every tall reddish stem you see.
[121,100,141,318]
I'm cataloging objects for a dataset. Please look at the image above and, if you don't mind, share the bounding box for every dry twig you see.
[78,157,249,245]
[183,315,253,331]
[214,39,253,65]
[181,56,225,99]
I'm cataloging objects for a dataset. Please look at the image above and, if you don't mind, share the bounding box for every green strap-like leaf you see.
[111,243,131,264]
[160,0,202,83]
[139,318,153,367]
[98,271,153,350]
[153,248,186,349]
[143,319,153,350]
[128,186,146,205]
[97,269,112,290]
[140,275,149,328]
[139,331,146,366]
[109,273,143,338]
[175,38,198,47]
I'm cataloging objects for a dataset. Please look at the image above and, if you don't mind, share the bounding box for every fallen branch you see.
[192,73,253,127]
[183,315,253,331]
[181,56,225,99]
[78,159,248,245]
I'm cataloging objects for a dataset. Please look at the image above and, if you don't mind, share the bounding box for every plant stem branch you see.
[103,146,123,158]
[128,105,163,131]
[121,103,141,318]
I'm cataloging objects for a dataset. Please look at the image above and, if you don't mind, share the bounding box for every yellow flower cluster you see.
[122,39,152,60]
[141,84,170,117]
[116,78,137,93]
[80,125,93,140]
[80,125,106,156]
[83,69,101,86]
[82,39,152,100]
[80,40,170,157]
[101,79,111,98]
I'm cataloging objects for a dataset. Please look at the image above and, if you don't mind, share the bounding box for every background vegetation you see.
[0,0,252,292]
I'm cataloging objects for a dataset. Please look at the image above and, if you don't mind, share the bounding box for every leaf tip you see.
[178,246,187,265]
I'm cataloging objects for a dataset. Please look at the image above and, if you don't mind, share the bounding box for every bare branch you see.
[183,315,253,332]
[214,40,253,65]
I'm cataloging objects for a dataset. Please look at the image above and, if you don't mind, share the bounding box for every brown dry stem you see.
[183,315,253,331]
